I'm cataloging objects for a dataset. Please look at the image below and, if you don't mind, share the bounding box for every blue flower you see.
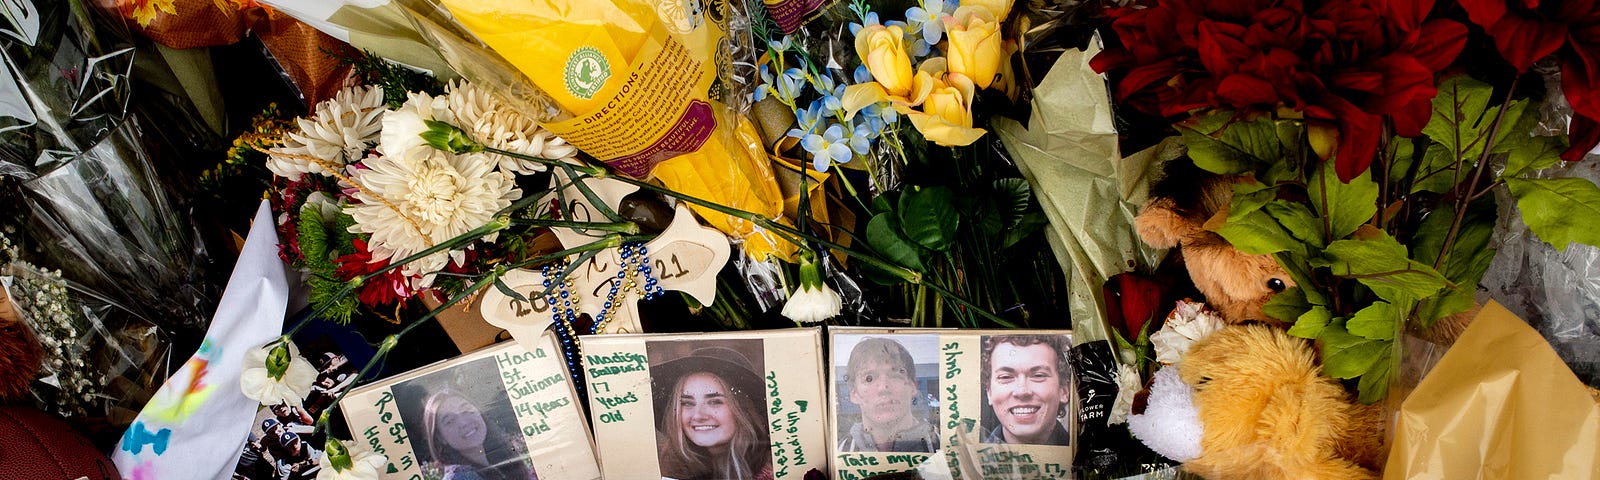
[775,67,807,104]
[849,11,881,36]
[768,35,794,53]
[787,101,826,140]
[846,121,874,155]
[755,64,774,102]
[905,0,948,46]
[853,65,873,84]
[801,124,853,172]
[861,100,898,131]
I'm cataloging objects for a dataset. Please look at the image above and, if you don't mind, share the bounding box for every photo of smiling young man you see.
[980,335,1072,446]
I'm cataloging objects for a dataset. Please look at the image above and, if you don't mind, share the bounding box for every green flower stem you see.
[559,162,623,222]
[512,218,640,234]
[1435,74,1520,272]
[477,144,1018,327]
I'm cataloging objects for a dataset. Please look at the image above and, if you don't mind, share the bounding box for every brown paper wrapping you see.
[1384,300,1600,479]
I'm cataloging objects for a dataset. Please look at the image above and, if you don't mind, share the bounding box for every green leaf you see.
[1415,287,1477,329]
[1000,212,1049,251]
[1230,179,1277,219]
[494,277,527,303]
[1387,136,1416,186]
[1276,252,1329,306]
[1346,301,1398,340]
[1409,198,1496,327]
[1319,321,1390,379]
[898,186,960,251]
[1309,159,1378,239]
[1507,177,1600,251]
[1180,115,1282,175]
[1275,119,1308,171]
[1264,201,1325,249]
[1356,349,1394,404]
[1502,135,1567,179]
[866,213,925,273]
[1213,208,1305,256]
[1422,75,1526,164]
[1318,229,1450,302]
[995,178,1032,228]
[1288,305,1332,339]
[1411,144,1457,194]
[1263,286,1312,325]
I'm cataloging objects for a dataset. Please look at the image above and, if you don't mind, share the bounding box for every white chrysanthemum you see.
[345,149,520,283]
[379,91,452,162]
[268,86,386,179]
[446,81,578,175]
[1151,300,1227,365]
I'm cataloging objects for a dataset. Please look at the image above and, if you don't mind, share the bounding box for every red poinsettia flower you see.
[1459,0,1600,160]
[335,239,414,306]
[1093,0,1467,181]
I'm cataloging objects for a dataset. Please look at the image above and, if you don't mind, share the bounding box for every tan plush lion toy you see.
[1133,161,1294,325]
[1127,160,1386,479]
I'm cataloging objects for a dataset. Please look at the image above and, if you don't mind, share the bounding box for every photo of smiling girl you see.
[647,339,773,480]
[394,357,539,480]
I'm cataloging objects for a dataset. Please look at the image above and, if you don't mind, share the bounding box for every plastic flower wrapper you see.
[993,41,1166,350]
[0,236,173,441]
[3,0,221,339]
[388,0,797,261]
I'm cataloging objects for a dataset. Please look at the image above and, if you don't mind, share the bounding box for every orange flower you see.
[119,0,177,28]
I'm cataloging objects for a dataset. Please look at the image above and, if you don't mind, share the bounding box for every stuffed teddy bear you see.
[1131,322,1386,479]
[1134,160,1295,325]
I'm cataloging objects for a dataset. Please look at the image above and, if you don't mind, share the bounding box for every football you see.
[0,405,119,479]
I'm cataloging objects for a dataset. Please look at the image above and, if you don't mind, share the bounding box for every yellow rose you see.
[944,6,1005,90]
[960,0,1014,20]
[907,59,986,146]
[856,24,915,97]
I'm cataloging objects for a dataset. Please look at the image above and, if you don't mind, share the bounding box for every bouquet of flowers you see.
[1092,0,1600,402]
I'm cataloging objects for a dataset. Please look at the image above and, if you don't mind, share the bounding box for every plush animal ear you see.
[1136,197,1205,249]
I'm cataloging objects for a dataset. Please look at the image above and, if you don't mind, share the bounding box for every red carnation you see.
[1459,0,1600,160]
[335,239,414,306]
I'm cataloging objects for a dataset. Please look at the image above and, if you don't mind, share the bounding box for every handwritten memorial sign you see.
[828,328,1076,480]
[340,333,601,480]
[581,329,828,479]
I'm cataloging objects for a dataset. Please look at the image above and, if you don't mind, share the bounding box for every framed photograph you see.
[829,328,1075,480]
[234,320,379,480]
[581,328,828,479]
[340,332,600,480]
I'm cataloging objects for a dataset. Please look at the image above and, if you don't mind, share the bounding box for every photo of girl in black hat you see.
[647,339,774,480]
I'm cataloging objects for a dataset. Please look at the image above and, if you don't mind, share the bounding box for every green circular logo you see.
[565,47,610,101]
